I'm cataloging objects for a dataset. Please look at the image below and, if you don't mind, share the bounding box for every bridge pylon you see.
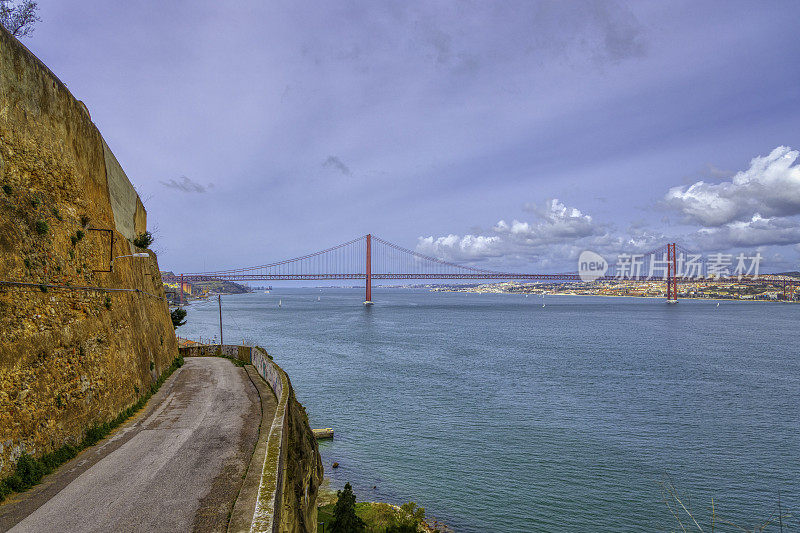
[666,243,678,304]
[364,233,373,306]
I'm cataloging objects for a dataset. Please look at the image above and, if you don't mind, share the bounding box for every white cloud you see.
[416,199,606,266]
[416,234,503,262]
[665,146,800,226]
[690,214,800,250]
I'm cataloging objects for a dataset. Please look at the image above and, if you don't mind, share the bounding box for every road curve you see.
[1,357,261,533]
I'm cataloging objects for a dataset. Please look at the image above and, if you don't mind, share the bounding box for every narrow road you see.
[0,357,261,533]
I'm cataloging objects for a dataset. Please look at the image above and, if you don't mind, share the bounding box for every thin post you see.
[365,234,372,304]
[180,273,184,306]
[218,294,223,345]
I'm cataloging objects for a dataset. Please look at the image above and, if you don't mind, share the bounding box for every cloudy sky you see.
[23,1,800,273]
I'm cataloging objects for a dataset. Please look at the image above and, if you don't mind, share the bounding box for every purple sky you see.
[23,1,800,273]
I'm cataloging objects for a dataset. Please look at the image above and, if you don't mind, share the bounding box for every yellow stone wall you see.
[0,27,178,476]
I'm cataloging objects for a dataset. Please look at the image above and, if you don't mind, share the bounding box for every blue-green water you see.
[178,289,799,532]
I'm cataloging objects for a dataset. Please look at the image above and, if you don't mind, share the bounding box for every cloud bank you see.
[417,147,800,271]
[665,146,800,226]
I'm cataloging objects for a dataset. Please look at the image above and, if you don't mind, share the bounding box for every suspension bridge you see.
[162,234,799,305]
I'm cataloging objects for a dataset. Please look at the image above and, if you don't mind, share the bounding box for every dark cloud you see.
[593,1,647,62]
[160,176,208,193]
[322,156,351,176]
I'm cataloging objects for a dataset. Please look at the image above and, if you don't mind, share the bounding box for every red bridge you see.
[163,234,798,304]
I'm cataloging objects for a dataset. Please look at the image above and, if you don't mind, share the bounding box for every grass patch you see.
[226,356,247,367]
[0,354,184,503]
[318,500,430,533]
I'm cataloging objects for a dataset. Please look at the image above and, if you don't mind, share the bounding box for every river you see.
[177,289,799,532]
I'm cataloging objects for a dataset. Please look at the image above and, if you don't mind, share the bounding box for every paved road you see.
[1,357,261,533]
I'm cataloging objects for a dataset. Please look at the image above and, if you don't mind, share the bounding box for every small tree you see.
[171,308,187,329]
[0,0,40,37]
[330,482,365,533]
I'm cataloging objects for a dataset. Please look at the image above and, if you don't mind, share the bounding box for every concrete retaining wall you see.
[251,346,289,533]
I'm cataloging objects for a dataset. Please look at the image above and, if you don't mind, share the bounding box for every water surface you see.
[179,289,799,532]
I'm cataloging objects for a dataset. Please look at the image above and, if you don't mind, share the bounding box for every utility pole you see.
[218,294,223,345]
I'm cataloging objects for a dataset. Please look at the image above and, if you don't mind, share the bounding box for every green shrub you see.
[2,184,11,195]
[7,453,45,491]
[31,197,40,208]
[104,296,111,310]
[80,215,90,227]
[133,231,153,249]
[34,220,48,235]
[52,207,62,221]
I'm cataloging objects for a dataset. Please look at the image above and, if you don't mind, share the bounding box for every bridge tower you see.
[666,243,678,304]
[364,233,373,306]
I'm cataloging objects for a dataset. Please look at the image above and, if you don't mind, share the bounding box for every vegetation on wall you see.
[133,231,153,249]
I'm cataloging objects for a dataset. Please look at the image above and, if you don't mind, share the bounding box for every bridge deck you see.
[0,358,268,533]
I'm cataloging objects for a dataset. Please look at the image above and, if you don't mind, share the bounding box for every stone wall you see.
[250,346,321,533]
[0,27,178,476]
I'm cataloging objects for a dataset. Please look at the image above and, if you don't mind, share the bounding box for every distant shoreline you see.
[430,289,797,304]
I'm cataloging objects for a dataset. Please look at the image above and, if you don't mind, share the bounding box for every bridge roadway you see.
[0,357,269,533]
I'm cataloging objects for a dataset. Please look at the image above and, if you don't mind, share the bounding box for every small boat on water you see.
[278,299,282,308]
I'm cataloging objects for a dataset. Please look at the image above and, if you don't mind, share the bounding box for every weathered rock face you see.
[280,377,324,533]
[0,27,178,476]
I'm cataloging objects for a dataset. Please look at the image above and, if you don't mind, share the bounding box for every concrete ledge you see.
[250,347,290,533]
[228,365,278,533]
